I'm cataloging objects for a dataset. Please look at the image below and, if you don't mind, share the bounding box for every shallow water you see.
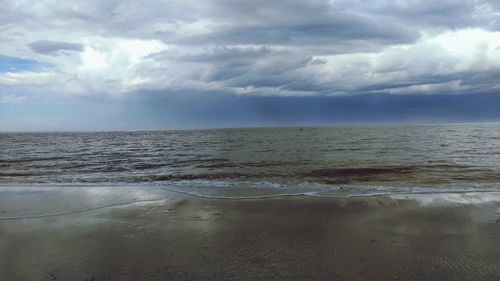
[1,124,500,197]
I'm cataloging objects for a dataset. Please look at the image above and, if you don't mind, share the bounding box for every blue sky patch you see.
[0,55,46,72]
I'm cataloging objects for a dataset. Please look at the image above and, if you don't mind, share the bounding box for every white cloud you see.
[308,28,500,94]
[0,72,54,86]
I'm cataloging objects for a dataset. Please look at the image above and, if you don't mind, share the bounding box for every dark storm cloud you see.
[5,0,498,45]
[11,0,492,47]
[28,40,84,55]
[151,46,314,86]
[2,0,500,130]
[1,0,500,100]
[339,0,479,26]
[173,0,377,45]
[150,0,499,97]
[121,90,500,128]
[178,46,272,63]
[162,0,498,47]
[177,17,417,46]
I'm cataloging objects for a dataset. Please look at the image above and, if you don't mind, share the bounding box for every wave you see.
[0,156,67,164]
[2,125,500,190]
[2,163,500,188]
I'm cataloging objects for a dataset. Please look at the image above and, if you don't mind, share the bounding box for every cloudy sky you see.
[1,0,500,131]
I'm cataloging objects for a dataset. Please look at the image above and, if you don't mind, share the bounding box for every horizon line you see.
[2,120,500,134]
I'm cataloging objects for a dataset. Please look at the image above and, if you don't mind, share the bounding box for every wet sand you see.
[2,188,500,280]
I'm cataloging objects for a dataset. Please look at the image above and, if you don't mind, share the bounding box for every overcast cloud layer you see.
[1,1,500,130]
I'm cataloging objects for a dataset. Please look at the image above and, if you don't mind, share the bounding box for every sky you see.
[1,0,500,131]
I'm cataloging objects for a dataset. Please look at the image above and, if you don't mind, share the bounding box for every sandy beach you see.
[1,187,500,281]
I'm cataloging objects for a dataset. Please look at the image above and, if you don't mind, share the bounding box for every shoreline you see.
[2,183,500,203]
[2,187,500,280]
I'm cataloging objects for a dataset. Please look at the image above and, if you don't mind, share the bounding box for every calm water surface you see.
[1,124,500,197]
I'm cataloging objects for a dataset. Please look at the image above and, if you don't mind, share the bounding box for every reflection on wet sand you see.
[1,187,500,280]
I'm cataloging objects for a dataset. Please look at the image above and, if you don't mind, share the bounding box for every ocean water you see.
[1,124,500,198]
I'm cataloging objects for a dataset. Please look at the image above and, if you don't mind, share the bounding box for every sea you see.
[1,124,500,198]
